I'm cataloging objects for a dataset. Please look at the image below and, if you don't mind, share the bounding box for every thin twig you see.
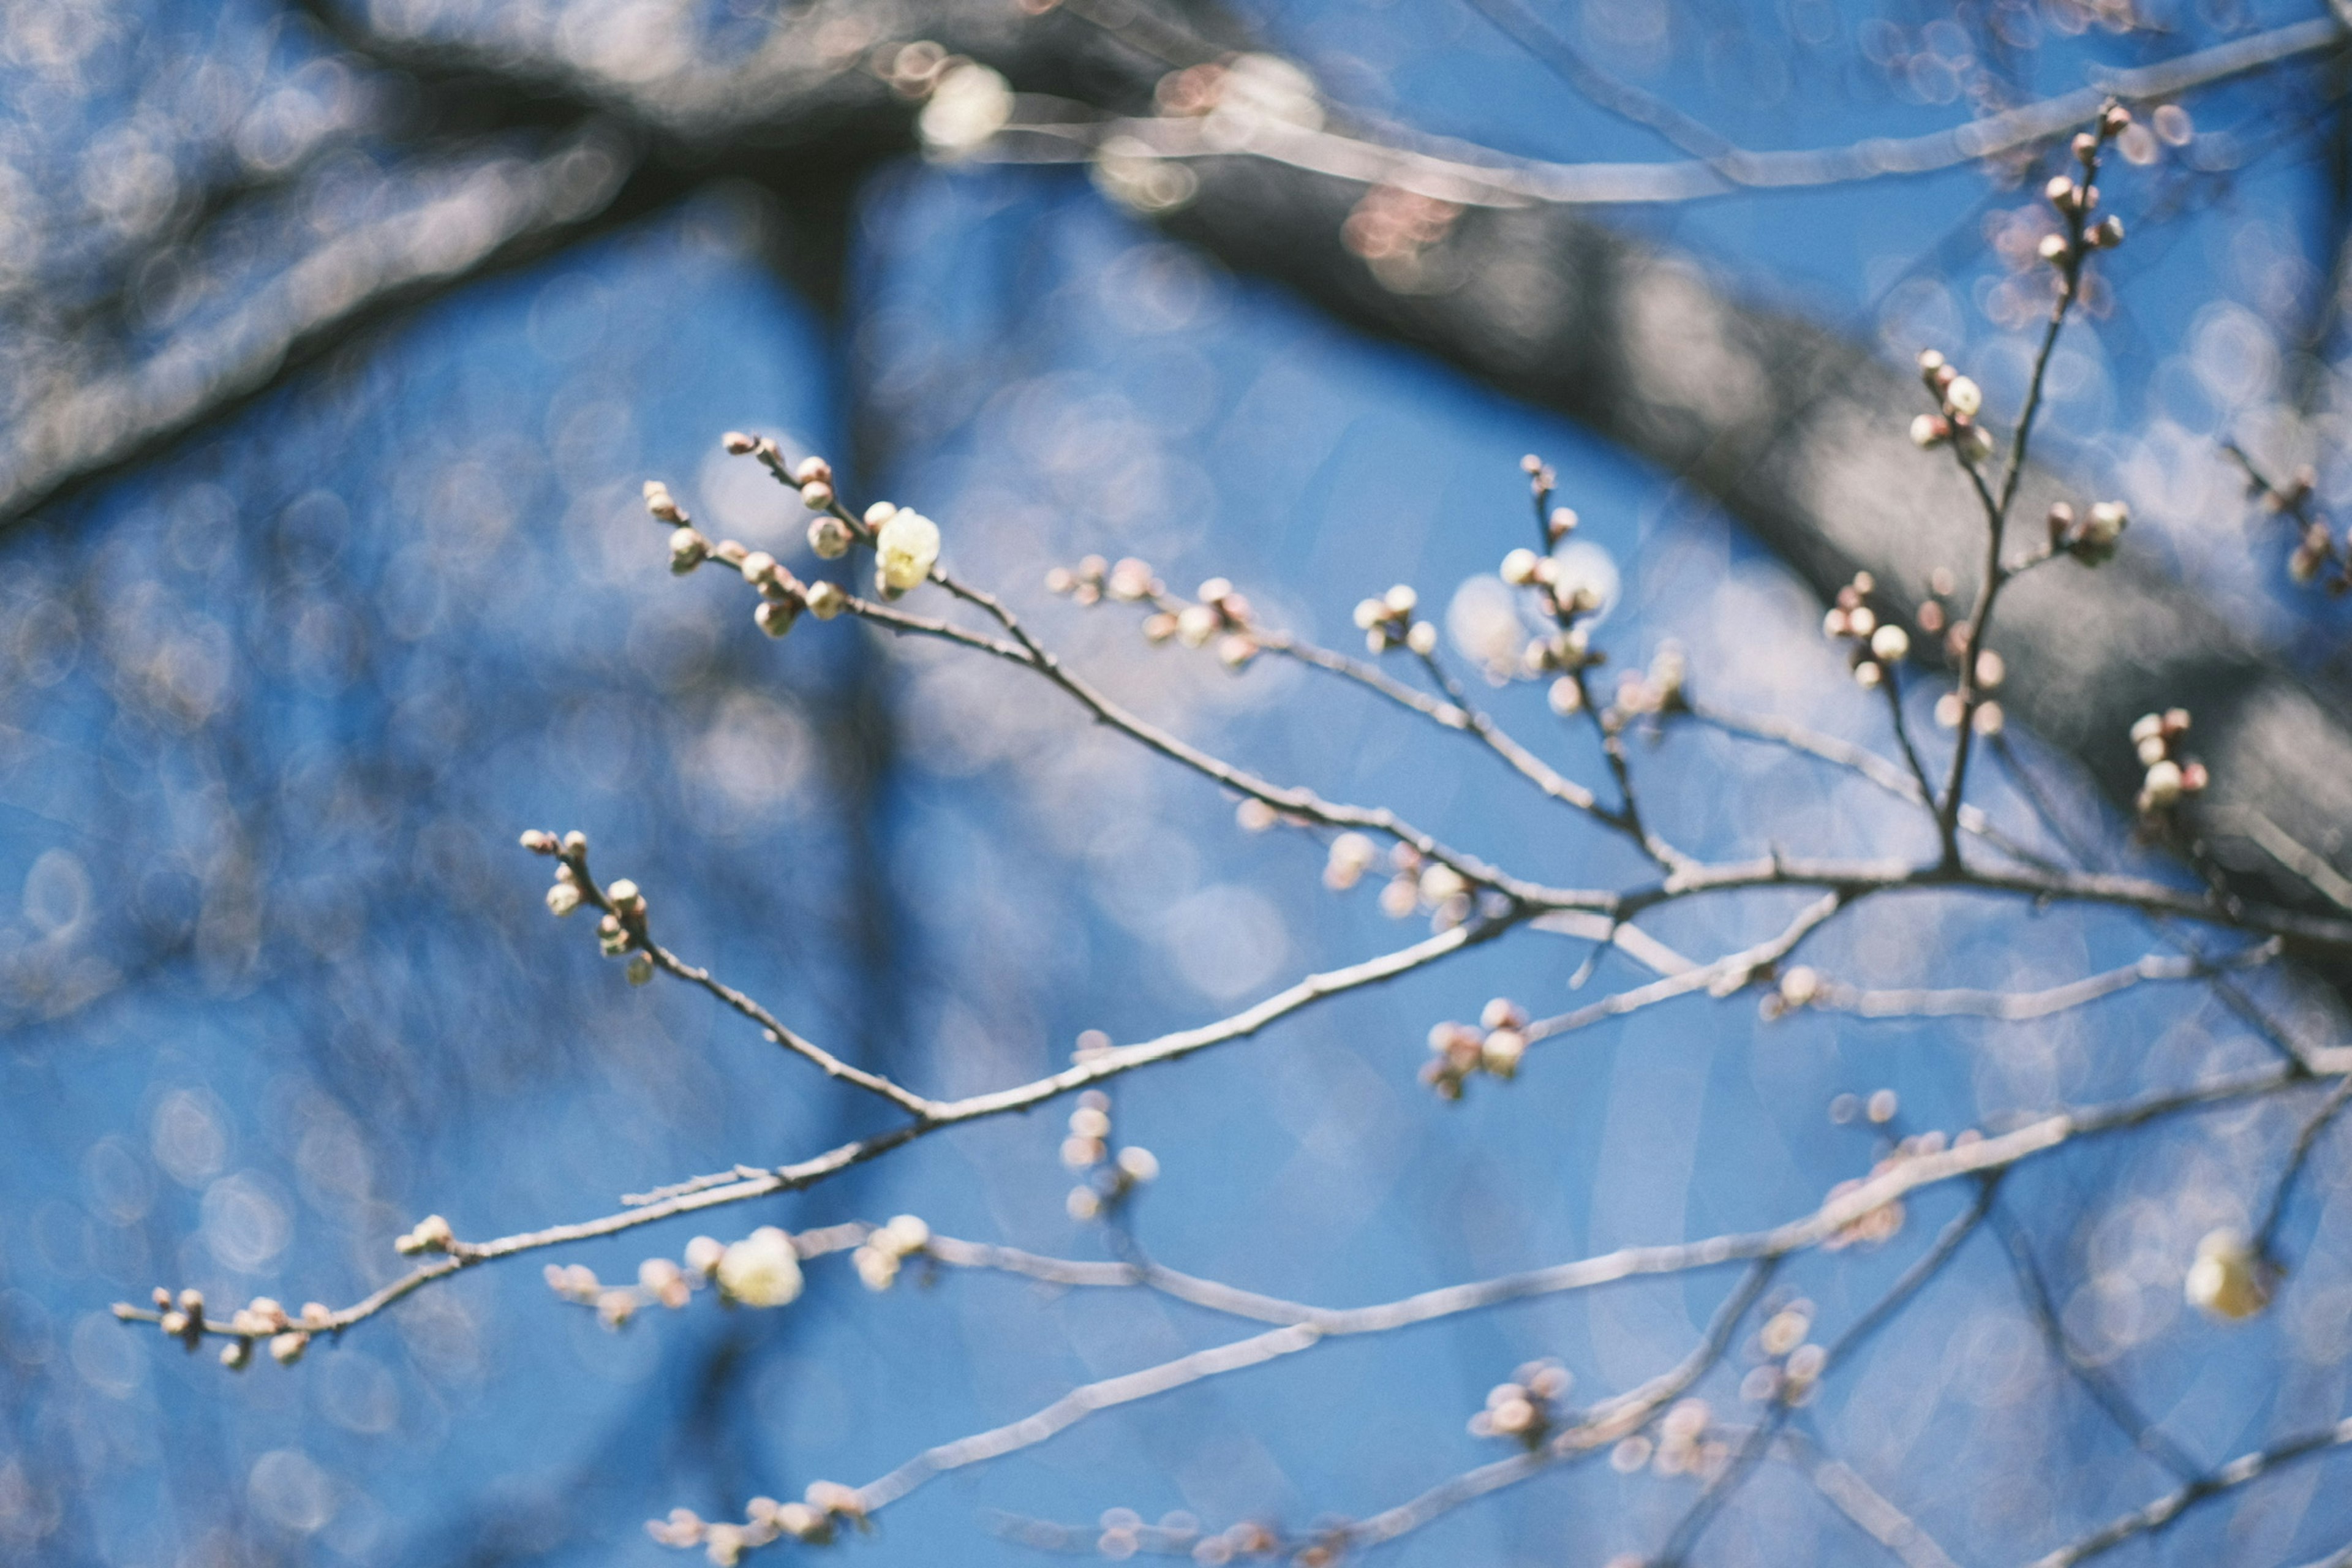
[1806,941,2280,1023]
[1653,1180,1998,1566]
[1986,1205,2204,1482]
[1521,892,1847,1047]
[981,20,2347,209]
[2028,1415,2352,1567]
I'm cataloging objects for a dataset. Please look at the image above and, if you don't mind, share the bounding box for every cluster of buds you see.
[1341,181,1463,291]
[649,1482,864,1563]
[1046,553,1161,606]
[1909,351,1994,461]
[1821,573,1913,690]
[644,483,715,581]
[1148,577,1261,668]
[2185,1227,2275,1321]
[547,1253,701,1330]
[1498,512,1593,613]
[590,878,655,986]
[734,549,811,638]
[1061,1091,1160,1221]
[1931,641,2008,734]
[852,1214,932,1292]
[113,1287,328,1370]
[2044,497,2129,565]
[2241,463,2350,590]
[1466,1359,1570,1449]
[1422,998,1529,1098]
[1350,842,1476,930]
[1739,1298,1825,1406]
[1518,620,1596,690]
[394,1212,455,1256]
[646,470,835,636]
[1610,1397,1726,1480]
[1822,1122,1978,1250]
[1352,582,1435,656]
[2130,709,2207,819]
[1610,643,1688,722]
[2287,514,2344,589]
[522,829,594,919]
[227,1295,328,1367]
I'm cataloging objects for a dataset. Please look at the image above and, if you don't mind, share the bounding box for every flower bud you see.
[519,830,557,854]
[1500,548,1539,585]
[626,952,655,986]
[269,1330,309,1365]
[1405,620,1438,655]
[791,456,832,487]
[1909,413,1948,448]
[545,882,582,918]
[684,1236,725,1278]
[853,1246,900,1291]
[723,431,756,454]
[2038,233,2070,265]
[2092,216,2124,247]
[1480,997,1527,1031]
[1869,624,1910,663]
[398,1215,454,1255]
[221,1339,252,1370]
[1944,376,1981,418]
[1480,1028,1526,1079]
[1117,1146,1160,1183]
[1324,832,1378,890]
[755,600,799,638]
[1917,349,1945,375]
[799,481,834,510]
[2185,1228,2271,1319]
[643,480,686,524]
[2141,758,2184,809]
[804,580,848,619]
[1547,677,1583,716]
[809,517,853,559]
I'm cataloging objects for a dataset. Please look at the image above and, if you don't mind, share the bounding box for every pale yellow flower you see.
[875,510,941,595]
[717,1227,804,1308]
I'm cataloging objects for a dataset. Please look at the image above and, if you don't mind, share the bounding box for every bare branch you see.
[2029,1416,2352,1567]
[1986,1205,2204,1482]
[981,20,2346,209]
[1522,892,1847,1049]
[1806,941,2280,1023]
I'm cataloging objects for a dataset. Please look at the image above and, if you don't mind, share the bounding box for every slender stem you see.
[1653,1182,1997,1566]
[1987,1205,2204,1480]
[1936,134,2103,864]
